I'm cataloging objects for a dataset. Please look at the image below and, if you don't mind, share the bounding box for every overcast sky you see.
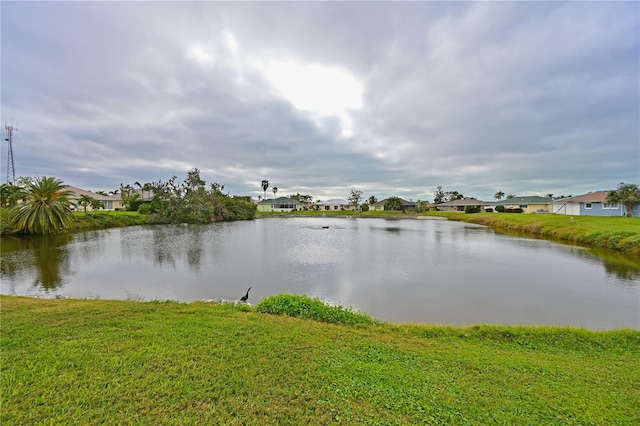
[1,1,638,202]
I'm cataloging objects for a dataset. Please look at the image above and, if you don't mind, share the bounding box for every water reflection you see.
[1,234,73,291]
[585,249,640,283]
[1,218,639,329]
[494,229,640,283]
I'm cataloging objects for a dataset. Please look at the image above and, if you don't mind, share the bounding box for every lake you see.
[1,217,638,329]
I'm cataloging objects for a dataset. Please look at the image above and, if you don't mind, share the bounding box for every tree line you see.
[1,168,256,235]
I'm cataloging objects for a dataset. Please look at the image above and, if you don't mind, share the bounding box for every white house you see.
[314,198,357,211]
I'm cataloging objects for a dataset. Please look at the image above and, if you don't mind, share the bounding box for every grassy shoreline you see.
[2,296,639,425]
[444,212,640,255]
[0,210,148,235]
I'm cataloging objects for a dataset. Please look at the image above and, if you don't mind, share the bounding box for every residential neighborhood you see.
[57,182,640,217]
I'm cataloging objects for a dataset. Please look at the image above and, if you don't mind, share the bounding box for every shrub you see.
[136,201,157,214]
[256,294,377,325]
[465,206,481,214]
[495,205,505,212]
[505,208,524,214]
[137,202,154,215]
[485,208,493,213]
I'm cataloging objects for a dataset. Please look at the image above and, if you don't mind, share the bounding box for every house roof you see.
[317,198,349,205]
[257,196,302,205]
[436,197,490,206]
[552,191,610,204]
[371,198,416,206]
[64,186,120,201]
[492,196,551,205]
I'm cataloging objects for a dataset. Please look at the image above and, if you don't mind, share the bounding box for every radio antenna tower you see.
[4,121,17,184]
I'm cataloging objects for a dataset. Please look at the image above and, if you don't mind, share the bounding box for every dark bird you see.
[240,287,252,302]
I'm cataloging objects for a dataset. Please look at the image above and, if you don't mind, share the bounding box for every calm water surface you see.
[2,217,639,329]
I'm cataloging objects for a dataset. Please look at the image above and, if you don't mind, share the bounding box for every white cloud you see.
[263,60,363,137]
[225,30,239,56]
[186,44,215,66]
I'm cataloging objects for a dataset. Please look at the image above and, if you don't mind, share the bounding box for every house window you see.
[275,203,294,209]
[519,205,528,209]
[585,203,592,209]
[603,203,619,209]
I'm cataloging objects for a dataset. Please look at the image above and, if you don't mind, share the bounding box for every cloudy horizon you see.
[1,1,638,202]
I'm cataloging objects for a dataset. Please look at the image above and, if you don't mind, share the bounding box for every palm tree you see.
[77,194,95,215]
[368,195,378,205]
[607,184,640,217]
[1,183,24,208]
[90,198,104,213]
[272,187,278,199]
[7,176,76,234]
[119,183,140,210]
[386,196,402,211]
[494,191,505,201]
[261,180,269,200]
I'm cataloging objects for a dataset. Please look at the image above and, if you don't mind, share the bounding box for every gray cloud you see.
[1,1,638,202]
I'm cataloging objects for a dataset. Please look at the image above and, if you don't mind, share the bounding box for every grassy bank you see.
[71,211,147,231]
[443,212,640,255]
[0,210,147,235]
[2,296,638,425]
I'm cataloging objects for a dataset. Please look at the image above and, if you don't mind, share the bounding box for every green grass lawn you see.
[72,210,147,231]
[2,296,638,425]
[444,212,640,254]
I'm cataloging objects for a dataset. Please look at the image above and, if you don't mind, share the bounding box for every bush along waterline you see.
[256,294,378,325]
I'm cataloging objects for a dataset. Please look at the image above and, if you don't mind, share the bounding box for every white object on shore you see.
[198,298,251,306]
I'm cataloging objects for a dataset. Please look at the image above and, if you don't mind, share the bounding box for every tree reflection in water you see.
[1,233,72,292]
[584,249,640,284]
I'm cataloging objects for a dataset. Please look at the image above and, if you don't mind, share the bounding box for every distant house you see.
[551,191,632,217]
[370,198,416,212]
[64,186,123,211]
[314,198,357,211]
[256,196,304,212]
[491,196,552,214]
[436,197,490,212]
[132,188,154,202]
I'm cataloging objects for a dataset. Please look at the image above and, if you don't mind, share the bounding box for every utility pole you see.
[4,121,17,184]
